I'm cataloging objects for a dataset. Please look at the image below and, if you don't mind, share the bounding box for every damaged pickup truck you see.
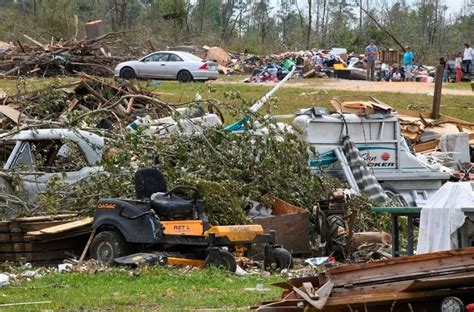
[0,129,105,219]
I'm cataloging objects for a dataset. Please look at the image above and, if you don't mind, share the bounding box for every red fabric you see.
[466,303,474,312]
[455,68,463,82]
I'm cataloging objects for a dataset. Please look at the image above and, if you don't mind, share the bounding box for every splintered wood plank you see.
[19,220,72,232]
[325,288,474,306]
[323,247,474,287]
[14,213,78,222]
[27,217,92,236]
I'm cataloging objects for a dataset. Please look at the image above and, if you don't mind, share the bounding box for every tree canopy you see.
[0,0,472,63]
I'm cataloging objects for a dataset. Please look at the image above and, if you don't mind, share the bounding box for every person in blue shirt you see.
[365,39,378,81]
[403,46,415,81]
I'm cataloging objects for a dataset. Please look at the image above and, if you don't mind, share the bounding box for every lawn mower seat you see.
[135,168,167,200]
[135,168,194,216]
[150,193,193,216]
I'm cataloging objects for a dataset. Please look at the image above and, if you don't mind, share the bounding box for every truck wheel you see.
[441,297,464,312]
[120,67,136,79]
[205,250,237,273]
[273,247,293,270]
[90,230,130,264]
[177,70,193,83]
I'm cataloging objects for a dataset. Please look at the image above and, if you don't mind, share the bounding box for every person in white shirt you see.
[391,68,402,81]
[463,43,473,75]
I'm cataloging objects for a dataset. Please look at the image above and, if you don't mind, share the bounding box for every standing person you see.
[439,57,449,83]
[365,39,378,81]
[463,43,473,75]
[403,46,415,81]
[455,52,463,83]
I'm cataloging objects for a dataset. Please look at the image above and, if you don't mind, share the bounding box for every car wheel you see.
[177,70,193,83]
[90,230,131,264]
[120,67,136,79]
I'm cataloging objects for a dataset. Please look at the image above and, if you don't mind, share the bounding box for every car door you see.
[8,140,102,203]
[166,53,185,79]
[140,53,170,78]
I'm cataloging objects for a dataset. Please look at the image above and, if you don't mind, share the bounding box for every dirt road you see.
[293,80,473,96]
[218,78,473,96]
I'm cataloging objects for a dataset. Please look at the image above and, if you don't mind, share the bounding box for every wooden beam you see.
[27,217,92,236]
[23,34,46,50]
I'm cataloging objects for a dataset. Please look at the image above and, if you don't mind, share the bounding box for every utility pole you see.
[431,64,443,119]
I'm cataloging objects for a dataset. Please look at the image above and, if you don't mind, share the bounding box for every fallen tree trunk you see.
[353,231,392,245]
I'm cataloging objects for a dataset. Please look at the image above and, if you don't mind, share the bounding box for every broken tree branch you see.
[355,1,406,52]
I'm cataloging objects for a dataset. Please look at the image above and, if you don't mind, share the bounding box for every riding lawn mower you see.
[89,168,293,272]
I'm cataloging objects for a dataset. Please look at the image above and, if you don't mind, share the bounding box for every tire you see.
[177,70,193,83]
[90,230,131,264]
[441,297,465,312]
[273,248,293,270]
[120,67,136,79]
[206,250,237,273]
[383,185,409,207]
[327,215,346,240]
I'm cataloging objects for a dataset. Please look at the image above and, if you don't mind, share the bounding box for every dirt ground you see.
[293,79,473,96]
[217,78,473,96]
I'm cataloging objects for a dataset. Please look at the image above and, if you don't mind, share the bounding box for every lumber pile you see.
[256,247,474,311]
[0,32,129,77]
[0,214,91,262]
[398,109,474,153]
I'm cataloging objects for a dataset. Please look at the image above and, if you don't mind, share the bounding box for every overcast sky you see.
[267,0,468,18]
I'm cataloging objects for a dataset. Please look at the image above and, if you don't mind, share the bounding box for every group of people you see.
[446,43,473,83]
[364,40,473,83]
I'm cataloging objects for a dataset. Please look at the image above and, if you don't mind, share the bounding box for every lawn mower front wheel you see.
[90,230,131,264]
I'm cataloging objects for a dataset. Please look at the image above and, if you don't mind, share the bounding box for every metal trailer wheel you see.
[90,230,131,264]
[441,297,465,312]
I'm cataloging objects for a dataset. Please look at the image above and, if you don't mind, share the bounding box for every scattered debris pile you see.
[0,76,173,129]
[256,247,474,311]
[0,214,91,262]
[0,33,129,77]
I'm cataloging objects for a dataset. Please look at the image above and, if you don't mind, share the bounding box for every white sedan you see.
[114,51,219,82]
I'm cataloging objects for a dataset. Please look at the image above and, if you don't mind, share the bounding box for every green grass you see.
[1,266,283,311]
[151,81,474,123]
[443,81,473,90]
[1,77,472,122]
